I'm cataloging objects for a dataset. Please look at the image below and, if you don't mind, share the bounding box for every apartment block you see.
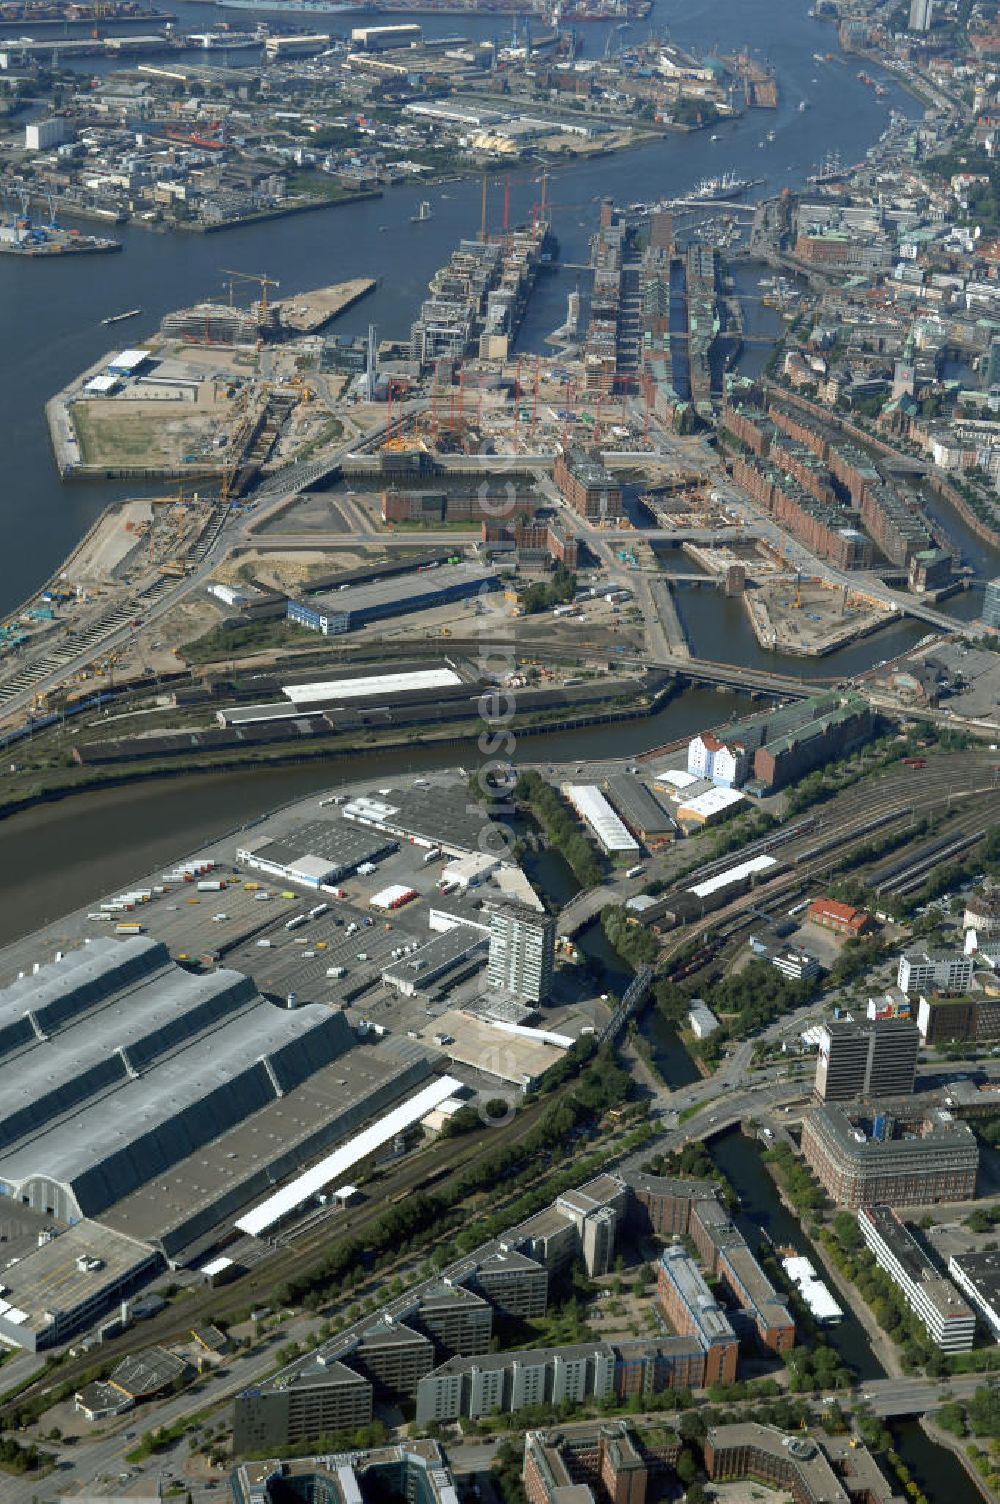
[897,950,974,996]
[556,1176,630,1278]
[234,1167,782,1453]
[524,1423,647,1504]
[612,1337,706,1397]
[656,1246,738,1385]
[488,903,556,1004]
[415,1344,616,1425]
[472,1250,549,1319]
[627,1174,719,1237]
[949,1248,1000,1339]
[232,1361,373,1454]
[688,1197,794,1354]
[348,1318,436,1397]
[415,1283,493,1357]
[858,1206,974,1352]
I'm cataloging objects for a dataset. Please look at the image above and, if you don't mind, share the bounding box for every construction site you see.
[46,272,371,486]
[9,182,951,745]
[742,575,893,656]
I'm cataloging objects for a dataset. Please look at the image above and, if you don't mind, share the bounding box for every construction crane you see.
[221,270,279,315]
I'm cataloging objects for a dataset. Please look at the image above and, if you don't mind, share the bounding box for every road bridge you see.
[559,887,619,939]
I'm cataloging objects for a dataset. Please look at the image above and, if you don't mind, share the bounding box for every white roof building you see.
[107,348,150,374]
[652,767,700,790]
[562,784,639,854]
[282,668,461,705]
[688,999,719,1039]
[781,1255,843,1323]
[676,786,746,825]
[235,1075,463,1237]
[688,855,777,900]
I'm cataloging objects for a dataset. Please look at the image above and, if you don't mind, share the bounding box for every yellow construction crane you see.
[221,269,280,315]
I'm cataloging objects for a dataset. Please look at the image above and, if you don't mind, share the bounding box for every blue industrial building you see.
[288,563,498,636]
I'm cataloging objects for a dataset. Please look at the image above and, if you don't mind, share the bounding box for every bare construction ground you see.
[275,277,377,334]
[744,577,891,656]
[71,399,228,472]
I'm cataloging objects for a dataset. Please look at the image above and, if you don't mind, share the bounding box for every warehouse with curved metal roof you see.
[0,936,353,1226]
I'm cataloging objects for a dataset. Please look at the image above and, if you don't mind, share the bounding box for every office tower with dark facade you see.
[814,1018,919,1101]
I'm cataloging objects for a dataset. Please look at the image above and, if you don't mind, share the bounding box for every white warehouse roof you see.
[283,668,462,706]
[688,854,777,899]
[200,1255,234,1278]
[491,1019,574,1050]
[234,1074,463,1237]
[562,784,639,854]
[653,767,699,789]
[369,884,416,909]
[677,786,747,821]
[107,348,149,372]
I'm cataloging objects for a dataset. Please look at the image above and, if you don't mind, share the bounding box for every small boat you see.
[102,307,142,326]
[411,199,432,223]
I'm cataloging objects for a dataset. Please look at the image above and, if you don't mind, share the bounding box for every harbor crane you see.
[221,269,279,314]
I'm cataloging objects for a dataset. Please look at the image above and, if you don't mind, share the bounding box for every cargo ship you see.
[0,220,121,256]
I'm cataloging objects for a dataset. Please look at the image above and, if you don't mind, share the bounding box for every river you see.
[0,0,917,619]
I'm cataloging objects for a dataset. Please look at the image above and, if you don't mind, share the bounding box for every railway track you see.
[0,1071,627,1423]
[5,756,998,1421]
[651,768,1000,983]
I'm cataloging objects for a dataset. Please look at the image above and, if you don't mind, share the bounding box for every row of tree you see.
[514,770,603,888]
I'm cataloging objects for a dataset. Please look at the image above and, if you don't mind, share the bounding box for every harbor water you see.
[0,0,919,622]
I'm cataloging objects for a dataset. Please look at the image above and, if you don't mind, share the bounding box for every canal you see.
[0,681,753,946]
[639,1002,702,1088]
[710,1127,883,1380]
[707,1127,985,1496]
